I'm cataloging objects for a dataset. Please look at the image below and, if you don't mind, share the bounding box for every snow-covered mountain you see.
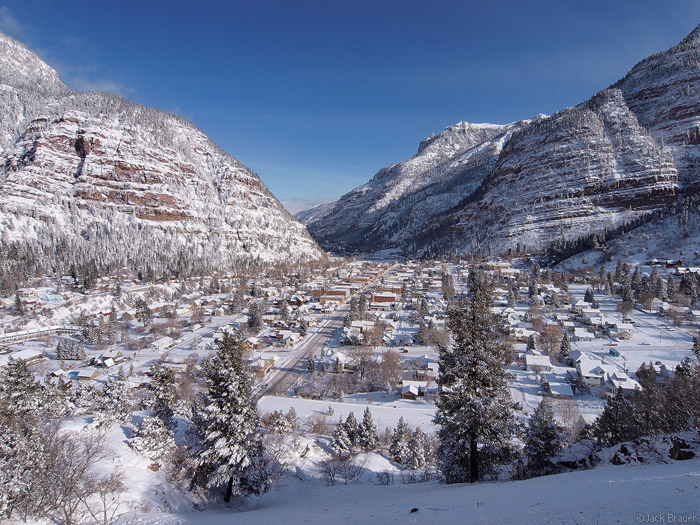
[307,120,531,253]
[294,200,337,227]
[310,24,700,258]
[0,31,322,274]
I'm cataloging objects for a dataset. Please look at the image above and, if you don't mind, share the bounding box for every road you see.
[252,303,348,400]
[251,269,393,401]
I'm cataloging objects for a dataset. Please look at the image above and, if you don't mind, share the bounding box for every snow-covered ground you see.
[116,451,700,524]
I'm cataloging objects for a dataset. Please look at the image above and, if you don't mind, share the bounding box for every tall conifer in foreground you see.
[193,332,270,502]
[434,269,517,483]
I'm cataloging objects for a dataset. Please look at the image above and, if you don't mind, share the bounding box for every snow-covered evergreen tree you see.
[0,410,42,520]
[593,388,638,445]
[357,407,378,450]
[523,398,564,475]
[560,332,571,359]
[247,302,264,332]
[285,407,300,432]
[526,334,537,353]
[330,419,352,456]
[130,415,175,461]
[0,357,43,416]
[434,269,517,483]
[267,411,292,434]
[148,361,177,430]
[343,412,359,446]
[192,332,270,502]
[93,378,133,428]
[406,428,427,471]
[389,416,410,463]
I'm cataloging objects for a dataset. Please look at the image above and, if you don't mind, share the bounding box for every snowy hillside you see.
[294,200,337,227]
[0,31,323,273]
[63,416,700,525]
[308,121,530,253]
[310,24,700,259]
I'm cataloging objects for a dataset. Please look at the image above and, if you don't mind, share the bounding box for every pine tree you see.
[107,308,118,345]
[0,358,43,416]
[343,412,359,446]
[247,302,263,332]
[268,411,293,434]
[117,366,126,382]
[330,419,352,455]
[389,416,410,463]
[560,332,571,359]
[306,356,315,374]
[434,270,517,483]
[135,297,152,327]
[285,407,300,432]
[583,287,594,303]
[149,361,177,430]
[130,415,175,461]
[13,293,23,315]
[524,398,564,475]
[357,408,378,450]
[193,332,270,502]
[406,428,427,471]
[94,378,133,428]
[526,334,537,353]
[593,388,638,445]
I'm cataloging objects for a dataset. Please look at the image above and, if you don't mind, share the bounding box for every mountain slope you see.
[0,31,322,274]
[310,24,700,258]
[307,121,530,253]
[294,201,337,227]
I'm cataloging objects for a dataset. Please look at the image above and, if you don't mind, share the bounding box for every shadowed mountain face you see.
[310,25,700,258]
[0,31,322,272]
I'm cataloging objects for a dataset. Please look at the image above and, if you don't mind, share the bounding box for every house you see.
[524,354,554,373]
[152,336,173,351]
[573,327,594,342]
[616,323,634,340]
[548,382,575,399]
[401,384,420,400]
[77,369,100,381]
[602,370,640,397]
[0,348,45,368]
[321,351,356,373]
[249,358,274,378]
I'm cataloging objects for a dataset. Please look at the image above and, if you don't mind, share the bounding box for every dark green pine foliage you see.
[149,361,177,430]
[194,332,270,502]
[434,269,517,483]
[343,412,359,446]
[389,416,410,463]
[330,419,352,455]
[357,407,378,450]
[524,398,564,475]
[0,358,43,416]
[560,332,571,359]
[593,388,638,445]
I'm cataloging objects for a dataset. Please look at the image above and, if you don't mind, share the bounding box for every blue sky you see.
[1,1,699,212]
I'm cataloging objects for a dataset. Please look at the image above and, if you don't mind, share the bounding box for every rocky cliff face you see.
[0,31,322,273]
[310,25,700,258]
[307,121,529,253]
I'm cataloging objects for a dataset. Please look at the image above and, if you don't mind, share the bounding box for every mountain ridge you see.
[308,24,700,259]
[0,31,323,276]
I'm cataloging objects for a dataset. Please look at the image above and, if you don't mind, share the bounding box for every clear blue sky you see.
[1,1,699,212]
